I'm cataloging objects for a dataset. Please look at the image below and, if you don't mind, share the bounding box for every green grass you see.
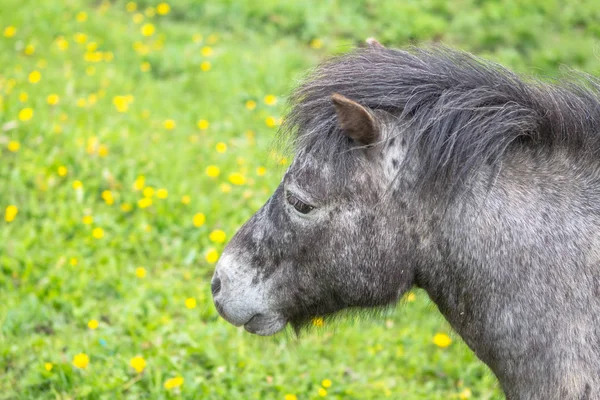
[1,0,598,398]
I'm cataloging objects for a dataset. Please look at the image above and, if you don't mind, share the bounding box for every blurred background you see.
[1,0,598,399]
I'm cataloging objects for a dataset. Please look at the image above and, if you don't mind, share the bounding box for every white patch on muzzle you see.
[212,251,286,335]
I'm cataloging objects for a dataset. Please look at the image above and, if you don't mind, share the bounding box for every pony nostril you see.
[211,276,222,296]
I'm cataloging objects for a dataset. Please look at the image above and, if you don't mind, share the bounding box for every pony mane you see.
[280,46,600,193]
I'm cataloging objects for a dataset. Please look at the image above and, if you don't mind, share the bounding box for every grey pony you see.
[212,41,600,399]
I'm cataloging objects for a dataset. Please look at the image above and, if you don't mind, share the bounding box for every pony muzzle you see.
[211,253,287,335]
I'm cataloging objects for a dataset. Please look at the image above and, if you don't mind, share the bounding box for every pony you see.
[212,41,600,399]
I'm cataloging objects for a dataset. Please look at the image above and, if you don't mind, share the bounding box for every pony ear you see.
[331,93,379,145]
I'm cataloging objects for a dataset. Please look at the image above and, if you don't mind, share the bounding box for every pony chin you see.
[243,313,287,336]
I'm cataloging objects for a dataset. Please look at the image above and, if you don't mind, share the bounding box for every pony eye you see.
[286,191,315,214]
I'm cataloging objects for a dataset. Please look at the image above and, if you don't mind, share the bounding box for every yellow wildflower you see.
[130,356,146,373]
[245,100,256,110]
[84,51,103,63]
[264,94,277,105]
[215,142,227,153]
[207,33,218,44]
[156,188,168,199]
[209,229,226,244]
[201,46,213,56]
[18,108,33,121]
[76,98,87,108]
[19,92,28,102]
[185,297,197,309]
[181,195,191,205]
[284,395,298,400]
[164,376,184,389]
[322,379,332,388]
[135,267,146,278]
[44,363,53,371]
[193,212,205,227]
[87,319,99,330]
[76,11,88,22]
[459,388,472,399]
[132,43,146,56]
[433,333,452,348]
[318,388,327,397]
[98,145,109,157]
[5,205,18,222]
[72,353,90,369]
[126,2,137,12]
[74,32,87,44]
[143,186,154,198]
[55,36,69,50]
[3,26,16,37]
[141,23,155,37]
[197,119,209,130]
[121,203,133,212]
[133,175,145,191]
[24,44,35,55]
[86,136,98,154]
[58,166,68,177]
[163,119,176,130]
[312,317,324,327]
[265,116,278,128]
[256,166,267,176]
[28,70,41,83]
[70,257,79,266]
[72,180,83,190]
[205,249,219,264]
[156,2,170,15]
[406,292,416,302]
[220,183,231,193]
[92,227,104,239]
[205,165,220,178]
[102,190,114,205]
[47,94,59,105]
[200,61,211,71]
[113,96,129,112]
[8,141,20,152]
[137,198,152,208]
[82,215,93,225]
[140,61,151,72]
[228,173,246,186]
[310,38,323,49]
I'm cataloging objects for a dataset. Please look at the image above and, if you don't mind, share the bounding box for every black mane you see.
[281,46,600,191]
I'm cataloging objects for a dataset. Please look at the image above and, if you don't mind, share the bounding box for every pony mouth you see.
[243,313,287,336]
[213,298,286,335]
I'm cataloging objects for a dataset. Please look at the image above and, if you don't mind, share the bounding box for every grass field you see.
[1,1,599,399]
